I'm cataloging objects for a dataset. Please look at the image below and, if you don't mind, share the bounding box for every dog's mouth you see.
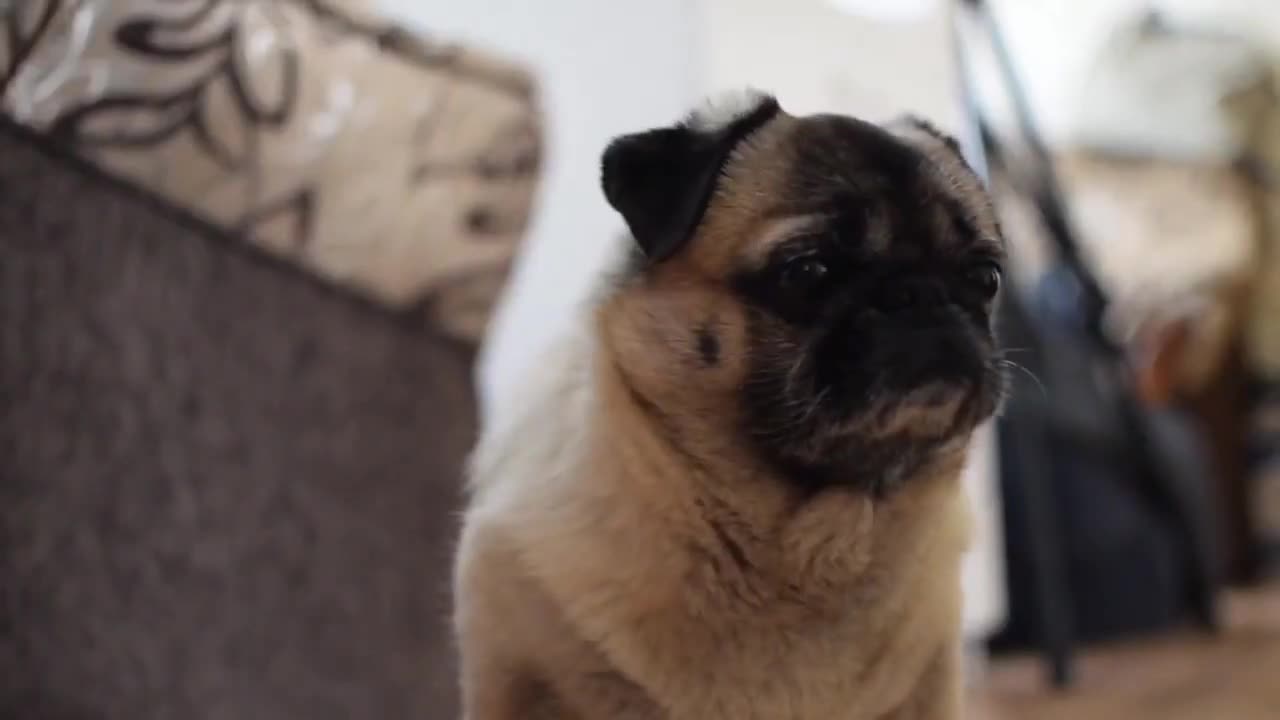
[825,377,985,444]
[743,317,1005,486]
[750,357,996,461]
[811,320,996,413]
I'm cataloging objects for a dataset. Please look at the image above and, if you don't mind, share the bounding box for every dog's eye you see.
[780,257,830,294]
[964,261,1002,300]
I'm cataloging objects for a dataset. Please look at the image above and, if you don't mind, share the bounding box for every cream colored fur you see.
[455,303,974,719]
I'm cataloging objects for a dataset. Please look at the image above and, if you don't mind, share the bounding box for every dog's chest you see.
[565,600,947,720]
[551,528,963,717]
[675,622,935,720]
[568,643,878,720]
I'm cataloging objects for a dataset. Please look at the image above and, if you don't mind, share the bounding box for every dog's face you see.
[601,92,1006,493]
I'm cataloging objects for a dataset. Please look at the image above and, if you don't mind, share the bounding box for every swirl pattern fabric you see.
[1,0,542,342]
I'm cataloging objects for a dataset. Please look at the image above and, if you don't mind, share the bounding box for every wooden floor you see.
[970,586,1280,719]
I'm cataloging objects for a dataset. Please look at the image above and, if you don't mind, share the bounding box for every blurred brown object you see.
[1183,339,1259,584]
[1125,286,1257,584]
[1239,67,1280,580]
[0,1,541,718]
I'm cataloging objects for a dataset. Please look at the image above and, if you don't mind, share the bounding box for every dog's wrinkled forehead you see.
[601,91,997,266]
[772,113,998,257]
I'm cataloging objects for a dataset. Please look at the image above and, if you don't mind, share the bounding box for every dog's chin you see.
[754,367,1000,490]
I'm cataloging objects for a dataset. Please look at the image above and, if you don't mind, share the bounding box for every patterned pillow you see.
[1,0,542,343]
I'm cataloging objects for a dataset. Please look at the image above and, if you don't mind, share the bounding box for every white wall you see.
[970,0,1280,148]
[380,0,701,419]
[698,0,961,127]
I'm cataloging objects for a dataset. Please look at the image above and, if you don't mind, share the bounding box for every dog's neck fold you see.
[591,305,972,608]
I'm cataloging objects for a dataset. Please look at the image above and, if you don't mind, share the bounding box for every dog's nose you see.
[872,278,948,313]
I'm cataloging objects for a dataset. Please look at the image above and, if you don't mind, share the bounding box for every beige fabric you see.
[1059,155,1255,312]
[1,0,542,342]
[996,151,1258,392]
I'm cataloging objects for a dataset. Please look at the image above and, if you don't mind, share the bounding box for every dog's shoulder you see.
[455,314,597,661]
[466,319,597,508]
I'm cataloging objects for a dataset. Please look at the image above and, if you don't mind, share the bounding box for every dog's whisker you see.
[996,358,1046,400]
[996,346,1033,357]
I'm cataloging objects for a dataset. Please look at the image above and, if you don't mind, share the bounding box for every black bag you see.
[991,271,1219,653]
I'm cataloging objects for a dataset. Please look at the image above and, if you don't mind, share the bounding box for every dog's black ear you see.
[601,91,780,264]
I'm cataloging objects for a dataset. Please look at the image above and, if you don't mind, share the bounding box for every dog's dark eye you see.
[780,257,830,294]
[964,261,1002,300]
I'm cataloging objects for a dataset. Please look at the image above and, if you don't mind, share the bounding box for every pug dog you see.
[454,90,1006,720]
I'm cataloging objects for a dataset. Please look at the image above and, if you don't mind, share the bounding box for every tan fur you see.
[455,109,990,720]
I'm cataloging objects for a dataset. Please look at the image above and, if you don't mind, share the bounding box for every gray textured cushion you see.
[0,120,472,719]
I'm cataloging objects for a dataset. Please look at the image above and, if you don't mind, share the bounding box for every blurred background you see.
[2,0,1278,718]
